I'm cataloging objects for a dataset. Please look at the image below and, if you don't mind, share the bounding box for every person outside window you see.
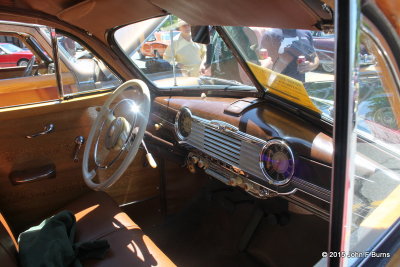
[163,19,206,77]
[261,28,319,82]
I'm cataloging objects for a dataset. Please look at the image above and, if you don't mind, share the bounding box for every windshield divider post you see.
[168,15,177,87]
[215,26,265,98]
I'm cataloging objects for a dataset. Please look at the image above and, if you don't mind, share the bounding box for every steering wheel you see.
[23,56,36,77]
[82,79,150,190]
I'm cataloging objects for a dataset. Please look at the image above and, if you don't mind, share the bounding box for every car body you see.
[0,1,398,267]
[313,32,375,73]
[0,42,34,67]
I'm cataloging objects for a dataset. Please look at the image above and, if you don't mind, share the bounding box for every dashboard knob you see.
[198,160,205,168]
[187,161,196,173]
[228,177,243,187]
[154,123,162,130]
[191,156,199,164]
[243,182,253,192]
[228,178,237,186]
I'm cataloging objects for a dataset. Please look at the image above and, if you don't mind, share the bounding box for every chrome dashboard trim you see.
[291,177,331,203]
[174,106,192,141]
[192,117,266,144]
[185,113,330,203]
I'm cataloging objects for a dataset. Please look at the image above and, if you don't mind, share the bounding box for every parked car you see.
[139,30,179,59]
[0,42,34,67]
[0,1,398,267]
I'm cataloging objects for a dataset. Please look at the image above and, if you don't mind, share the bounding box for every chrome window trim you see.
[361,16,400,93]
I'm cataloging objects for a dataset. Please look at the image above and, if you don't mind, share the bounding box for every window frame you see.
[0,21,123,110]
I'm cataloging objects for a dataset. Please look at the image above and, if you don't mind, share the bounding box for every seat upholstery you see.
[64,191,175,267]
[0,191,175,267]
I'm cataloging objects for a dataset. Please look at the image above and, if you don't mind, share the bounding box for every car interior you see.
[0,0,399,266]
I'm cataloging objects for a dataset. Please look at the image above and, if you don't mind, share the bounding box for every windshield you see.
[224,26,378,121]
[114,15,257,91]
[0,43,23,53]
[224,26,338,116]
[160,31,179,41]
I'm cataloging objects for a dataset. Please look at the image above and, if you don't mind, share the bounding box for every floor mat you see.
[247,212,329,267]
[131,180,328,267]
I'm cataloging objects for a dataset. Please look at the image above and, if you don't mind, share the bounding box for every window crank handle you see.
[73,136,85,162]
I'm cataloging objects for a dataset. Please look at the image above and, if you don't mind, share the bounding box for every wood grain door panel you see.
[0,94,160,233]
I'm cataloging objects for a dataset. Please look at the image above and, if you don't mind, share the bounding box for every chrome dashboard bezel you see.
[174,106,193,141]
[259,139,295,186]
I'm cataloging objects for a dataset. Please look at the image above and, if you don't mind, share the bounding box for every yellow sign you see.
[247,62,321,114]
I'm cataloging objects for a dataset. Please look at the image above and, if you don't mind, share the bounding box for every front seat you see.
[0,192,175,267]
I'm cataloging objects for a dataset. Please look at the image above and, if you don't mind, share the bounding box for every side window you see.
[0,24,120,109]
[348,29,400,256]
[0,31,58,108]
[55,34,121,95]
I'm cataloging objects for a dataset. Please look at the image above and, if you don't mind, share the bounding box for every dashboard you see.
[149,96,333,220]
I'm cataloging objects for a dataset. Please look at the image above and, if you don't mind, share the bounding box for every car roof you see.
[0,0,334,43]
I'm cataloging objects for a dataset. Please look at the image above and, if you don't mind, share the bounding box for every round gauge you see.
[260,139,295,186]
[175,107,192,140]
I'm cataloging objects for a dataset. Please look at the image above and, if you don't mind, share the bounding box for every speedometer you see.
[260,139,295,185]
[175,107,192,140]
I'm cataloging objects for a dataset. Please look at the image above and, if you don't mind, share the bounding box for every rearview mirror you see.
[191,26,210,44]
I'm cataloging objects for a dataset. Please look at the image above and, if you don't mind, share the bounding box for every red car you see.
[0,43,34,67]
[140,31,179,58]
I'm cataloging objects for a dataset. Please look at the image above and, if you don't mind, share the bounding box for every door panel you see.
[0,93,160,233]
[0,72,76,107]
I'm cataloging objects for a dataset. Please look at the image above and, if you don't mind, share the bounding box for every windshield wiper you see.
[157,76,255,91]
[199,76,246,86]
[309,96,334,106]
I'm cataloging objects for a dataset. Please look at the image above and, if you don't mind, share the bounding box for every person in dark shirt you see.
[261,28,319,82]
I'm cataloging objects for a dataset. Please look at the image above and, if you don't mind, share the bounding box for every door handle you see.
[26,123,54,138]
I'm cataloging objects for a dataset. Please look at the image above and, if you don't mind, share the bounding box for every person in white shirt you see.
[163,20,206,77]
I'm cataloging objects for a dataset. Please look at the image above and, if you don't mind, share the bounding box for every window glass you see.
[54,34,121,95]
[0,30,58,108]
[114,15,256,91]
[348,30,400,260]
[224,26,336,116]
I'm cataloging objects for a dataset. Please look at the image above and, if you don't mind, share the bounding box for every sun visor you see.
[21,0,166,42]
[57,0,96,21]
[149,0,332,30]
